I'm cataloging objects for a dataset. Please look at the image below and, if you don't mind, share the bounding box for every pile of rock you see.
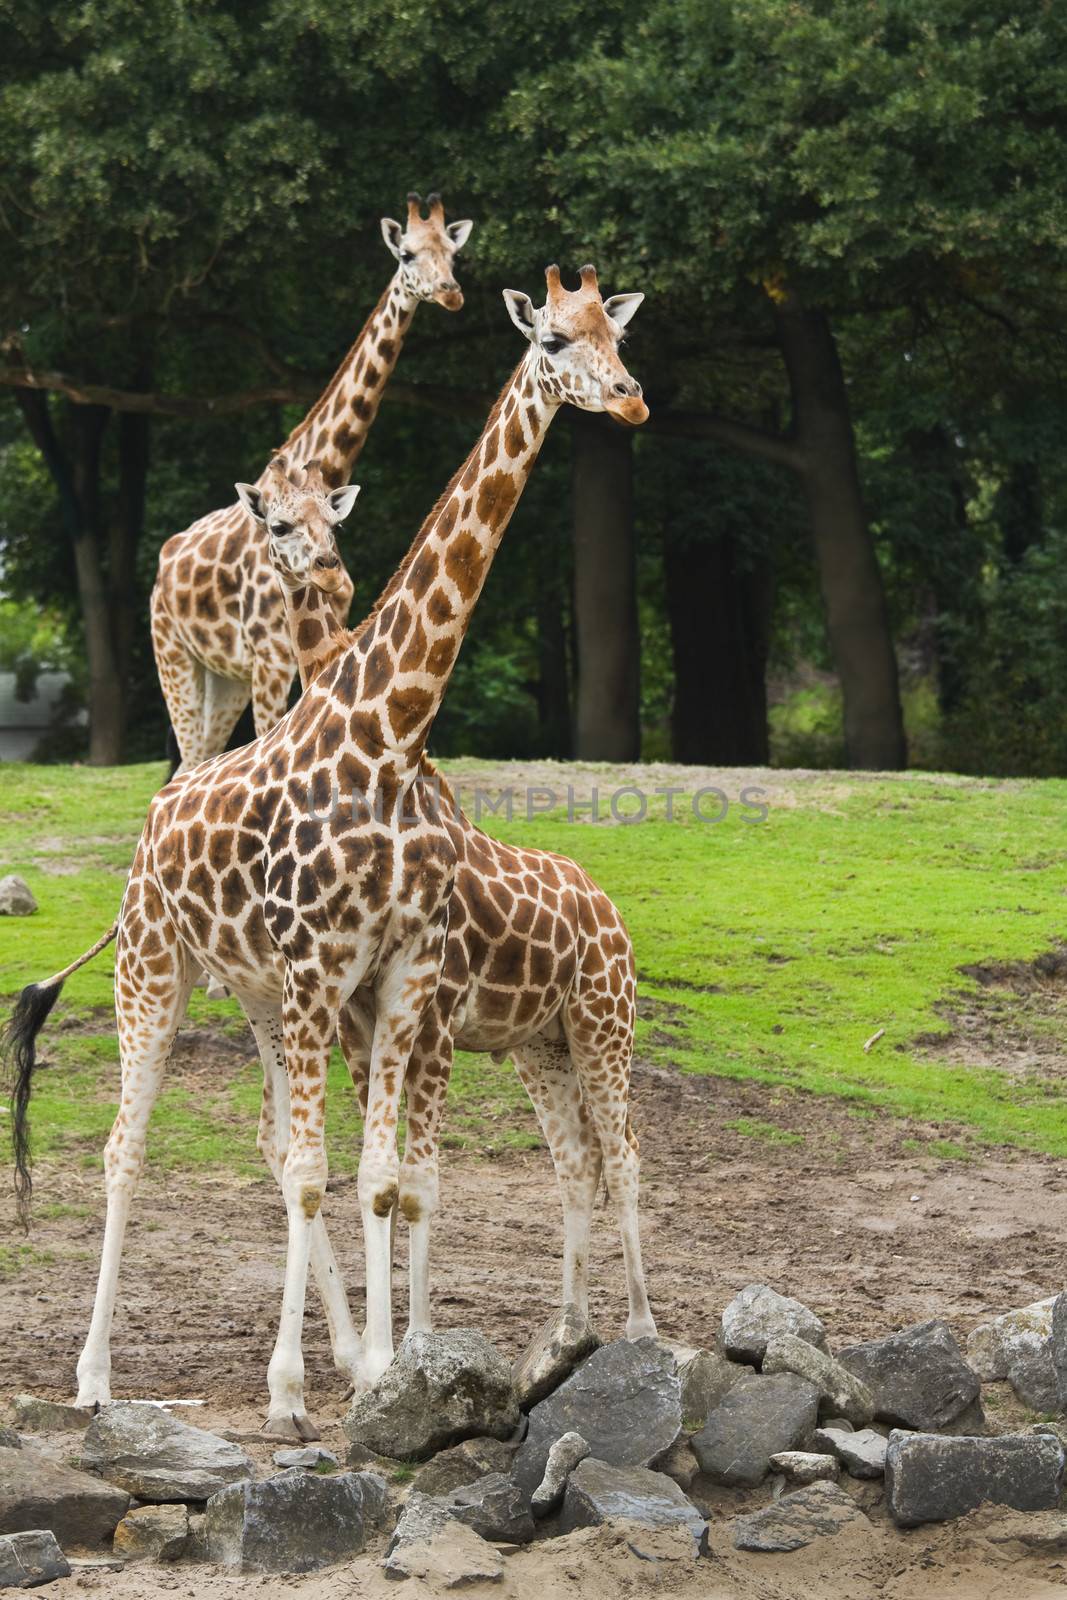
[4,1284,1067,1585]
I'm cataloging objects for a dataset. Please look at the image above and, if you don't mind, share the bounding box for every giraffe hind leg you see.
[511,1034,602,1318]
[75,930,195,1406]
[150,594,206,776]
[562,1002,656,1341]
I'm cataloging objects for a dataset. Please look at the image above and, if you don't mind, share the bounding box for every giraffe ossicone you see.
[6,259,652,1439]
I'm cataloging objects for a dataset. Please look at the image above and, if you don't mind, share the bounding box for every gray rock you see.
[0,1530,70,1588]
[415,1436,518,1498]
[532,1432,590,1517]
[967,1299,1056,1382]
[81,1404,254,1502]
[967,1299,1059,1411]
[768,1451,839,1485]
[814,1427,888,1480]
[667,1346,745,1428]
[762,1334,874,1426]
[691,1373,820,1487]
[733,1480,870,1552]
[344,1330,519,1462]
[0,1445,129,1547]
[822,1417,854,1433]
[560,1459,705,1538]
[12,1398,92,1437]
[885,1430,1065,1527]
[271,1447,338,1471]
[513,1306,600,1408]
[721,1285,829,1364]
[112,1503,189,1562]
[0,876,37,917]
[649,1438,699,1493]
[383,1496,503,1586]
[0,1431,20,1452]
[513,1339,682,1500]
[185,1511,208,1563]
[1007,1343,1059,1413]
[1051,1293,1067,1412]
[837,1320,981,1432]
[205,1468,387,1572]
[440,1473,534,1544]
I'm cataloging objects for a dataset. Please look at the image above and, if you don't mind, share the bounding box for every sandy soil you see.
[6,1025,1067,1599]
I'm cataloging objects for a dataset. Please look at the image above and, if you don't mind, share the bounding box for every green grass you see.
[724,1117,805,1147]
[2,759,1067,1170]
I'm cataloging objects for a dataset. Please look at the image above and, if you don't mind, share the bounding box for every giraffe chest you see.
[157,509,293,680]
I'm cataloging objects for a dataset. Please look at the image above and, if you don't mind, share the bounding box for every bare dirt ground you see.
[6,1029,1067,1598]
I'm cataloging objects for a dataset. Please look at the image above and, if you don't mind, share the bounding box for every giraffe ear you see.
[447,219,473,251]
[503,289,536,341]
[381,217,404,259]
[235,482,266,522]
[603,292,644,329]
[327,484,361,522]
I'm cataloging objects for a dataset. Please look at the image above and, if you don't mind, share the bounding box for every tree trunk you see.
[110,407,150,715]
[14,391,126,764]
[535,572,572,757]
[775,295,906,770]
[663,529,771,764]
[571,412,640,760]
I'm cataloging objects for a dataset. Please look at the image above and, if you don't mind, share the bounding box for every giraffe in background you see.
[152,193,473,772]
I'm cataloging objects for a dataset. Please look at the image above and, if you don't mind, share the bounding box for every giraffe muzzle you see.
[602,378,649,427]
[311,556,346,595]
[435,284,464,312]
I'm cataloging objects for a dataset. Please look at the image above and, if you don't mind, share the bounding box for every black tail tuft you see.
[165,724,181,780]
[3,979,62,1229]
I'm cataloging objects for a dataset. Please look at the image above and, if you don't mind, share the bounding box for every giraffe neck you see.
[284,581,350,690]
[295,350,557,767]
[275,275,417,487]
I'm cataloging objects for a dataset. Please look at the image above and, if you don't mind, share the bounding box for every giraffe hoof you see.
[261,1411,321,1444]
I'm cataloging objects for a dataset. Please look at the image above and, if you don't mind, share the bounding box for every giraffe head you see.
[235,457,359,594]
[502,264,648,425]
[380,192,472,312]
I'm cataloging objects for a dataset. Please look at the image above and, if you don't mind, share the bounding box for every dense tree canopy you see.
[1,0,1065,771]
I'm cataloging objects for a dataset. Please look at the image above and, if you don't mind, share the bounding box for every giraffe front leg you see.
[356,927,447,1389]
[246,1002,363,1388]
[262,973,336,1441]
[399,1019,454,1337]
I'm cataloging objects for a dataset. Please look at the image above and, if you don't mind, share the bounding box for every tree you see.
[500,0,1067,768]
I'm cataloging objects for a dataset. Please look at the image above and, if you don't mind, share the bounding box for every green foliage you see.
[1,0,1066,767]
[940,529,1067,776]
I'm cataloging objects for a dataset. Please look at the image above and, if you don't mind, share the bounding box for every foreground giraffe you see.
[240,452,655,1352]
[7,264,649,1439]
[152,192,473,772]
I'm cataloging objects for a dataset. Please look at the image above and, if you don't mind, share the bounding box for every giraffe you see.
[151,192,473,773]
[245,449,656,1355]
[5,263,649,1439]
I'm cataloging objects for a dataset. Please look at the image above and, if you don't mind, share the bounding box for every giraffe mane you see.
[352,361,525,641]
[276,282,394,465]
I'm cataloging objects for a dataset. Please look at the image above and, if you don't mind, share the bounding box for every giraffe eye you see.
[541,336,568,356]
[400,249,415,263]
[270,521,292,536]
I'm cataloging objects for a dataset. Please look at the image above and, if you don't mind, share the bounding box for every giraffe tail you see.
[2,919,118,1229]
